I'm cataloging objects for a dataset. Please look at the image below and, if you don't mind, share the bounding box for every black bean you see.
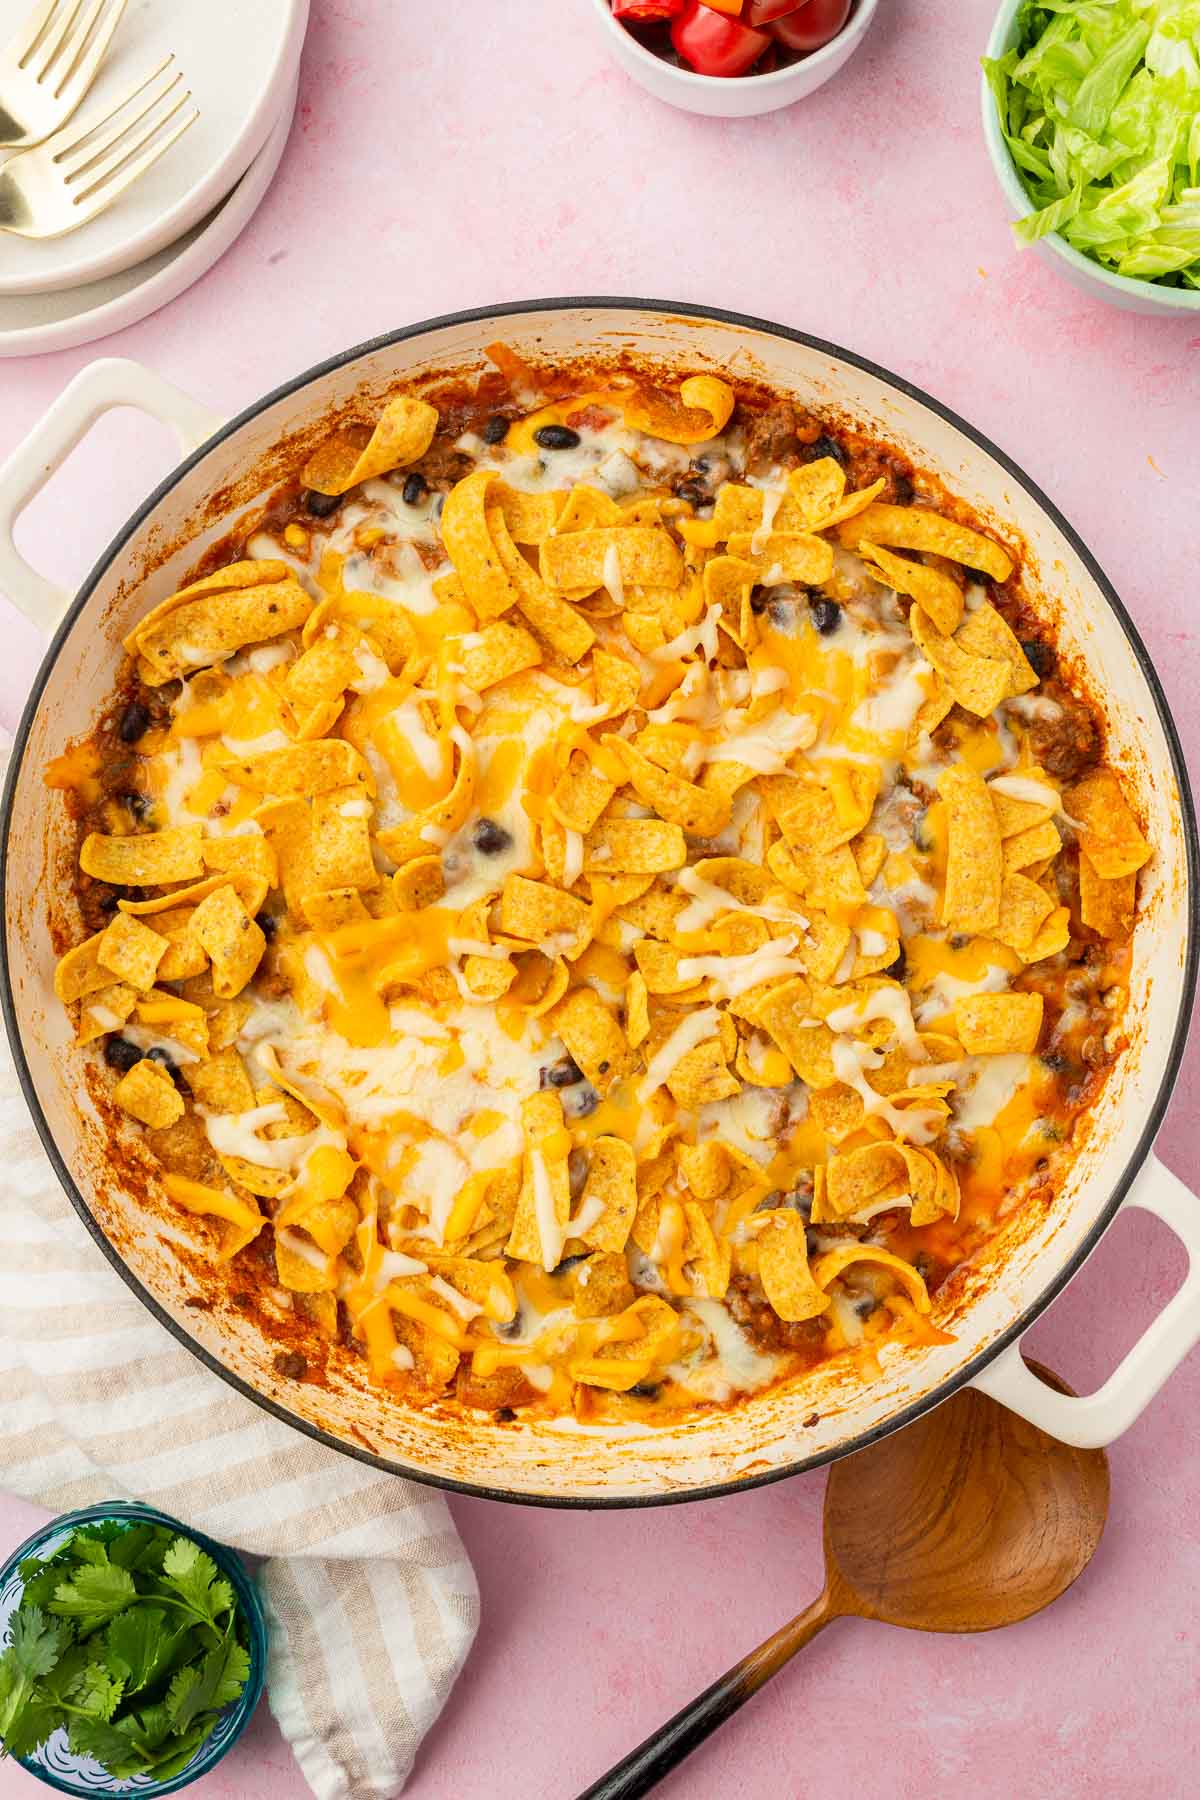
[891,470,915,505]
[806,433,845,467]
[472,817,512,856]
[482,414,510,445]
[117,700,150,744]
[146,1046,176,1076]
[553,1253,588,1275]
[562,1083,599,1120]
[401,472,428,506]
[97,889,120,915]
[805,1226,822,1257]
[303,488,340,518]
[750,592,768,615]
[629,1382,661,1400]
[568,1148,589,1201]
[885,942,907,981]
[255,911,278,942]
[495,1311,525,1341]
[1021,639,1056,679]
[494,1406,516,1422]
[104,1037,143,1074]
[541,1055,583,1089]
[1041,1050,1070,1074]
[854,1296,877,1320]
[950,933,971,951]
[809,596,842,636]
[963,566,991,586]
[120,790,151,823]
[676,481,707,509]
[533,424,581,451]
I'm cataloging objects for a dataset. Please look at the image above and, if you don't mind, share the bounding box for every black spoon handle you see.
[575,1588,841,1800]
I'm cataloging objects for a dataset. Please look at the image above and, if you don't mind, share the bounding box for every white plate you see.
[0,0,308,295]
[0,75,296,356]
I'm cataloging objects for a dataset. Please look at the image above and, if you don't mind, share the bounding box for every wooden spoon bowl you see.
[827,1360,1109,1631]
[579,1360,1109,1799]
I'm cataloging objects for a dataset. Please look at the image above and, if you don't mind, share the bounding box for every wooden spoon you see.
[577,1361,1108,1800]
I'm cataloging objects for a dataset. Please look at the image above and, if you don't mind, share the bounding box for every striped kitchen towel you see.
[0,1034,479,1800]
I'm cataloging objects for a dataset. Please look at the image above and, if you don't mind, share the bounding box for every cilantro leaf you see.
[68,1715,150,1780]
[167,1634,250,1733]
[49,1564,137,1634]
[69,1536,111,1570]
[16,1565,68,1612]
[0,1605,71,1747]
[36,1644,106,1712]
[119,1699,175,1759]
[158,1538,234,1631]
[143,1717,218,1781]
[0,1695,61,1762]
[108,1524,172,1575]
[105,1608,183,1697]
[69,1660,124,1724]
[6,1607,69,1682]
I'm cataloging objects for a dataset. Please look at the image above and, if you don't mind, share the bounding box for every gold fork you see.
[0,0,128,149]
[0,54,198,239]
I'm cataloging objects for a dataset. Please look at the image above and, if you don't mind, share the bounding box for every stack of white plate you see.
[0,0,309,357]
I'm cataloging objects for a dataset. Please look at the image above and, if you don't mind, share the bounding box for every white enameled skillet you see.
[1,300,1197,1504]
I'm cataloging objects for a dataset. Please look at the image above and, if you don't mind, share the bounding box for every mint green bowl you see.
[982,0,1200,316]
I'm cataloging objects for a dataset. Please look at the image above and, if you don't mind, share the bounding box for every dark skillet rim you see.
[2,296,1196,1510]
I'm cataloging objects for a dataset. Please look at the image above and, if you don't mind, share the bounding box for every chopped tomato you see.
[611,0,684,21]
[768,0,851,52]
[745,0,802,22]
[670,0,770,75]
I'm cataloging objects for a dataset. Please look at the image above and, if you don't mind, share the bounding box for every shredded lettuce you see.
[983,1,1200,287]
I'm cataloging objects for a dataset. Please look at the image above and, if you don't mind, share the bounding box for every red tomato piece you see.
[670,0,770,75]
[745,0,802,23]
[768,0,851,52]
[612,0,684,21]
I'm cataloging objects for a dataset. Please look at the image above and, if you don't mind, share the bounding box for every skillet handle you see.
[968,1155,1200,1446]
[0,357,224,634]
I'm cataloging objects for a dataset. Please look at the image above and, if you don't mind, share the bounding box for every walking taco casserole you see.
[46,348,1150,1425]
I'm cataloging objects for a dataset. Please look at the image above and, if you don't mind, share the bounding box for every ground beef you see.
[408,435,473,491]
[841,440,916,504]
[742,400,813,474]
[725,1272,826,1356]
[1029,679,1102,781]
[76,875,122,933]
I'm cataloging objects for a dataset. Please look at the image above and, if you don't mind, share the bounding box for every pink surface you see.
[1,2,1199,1797]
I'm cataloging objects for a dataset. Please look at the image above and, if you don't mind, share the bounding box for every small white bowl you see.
[0,0,309,298]
[982,0,1200,316]
[587,0,879,119]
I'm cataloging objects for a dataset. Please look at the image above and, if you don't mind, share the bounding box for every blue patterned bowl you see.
[0,1502,267,1795]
